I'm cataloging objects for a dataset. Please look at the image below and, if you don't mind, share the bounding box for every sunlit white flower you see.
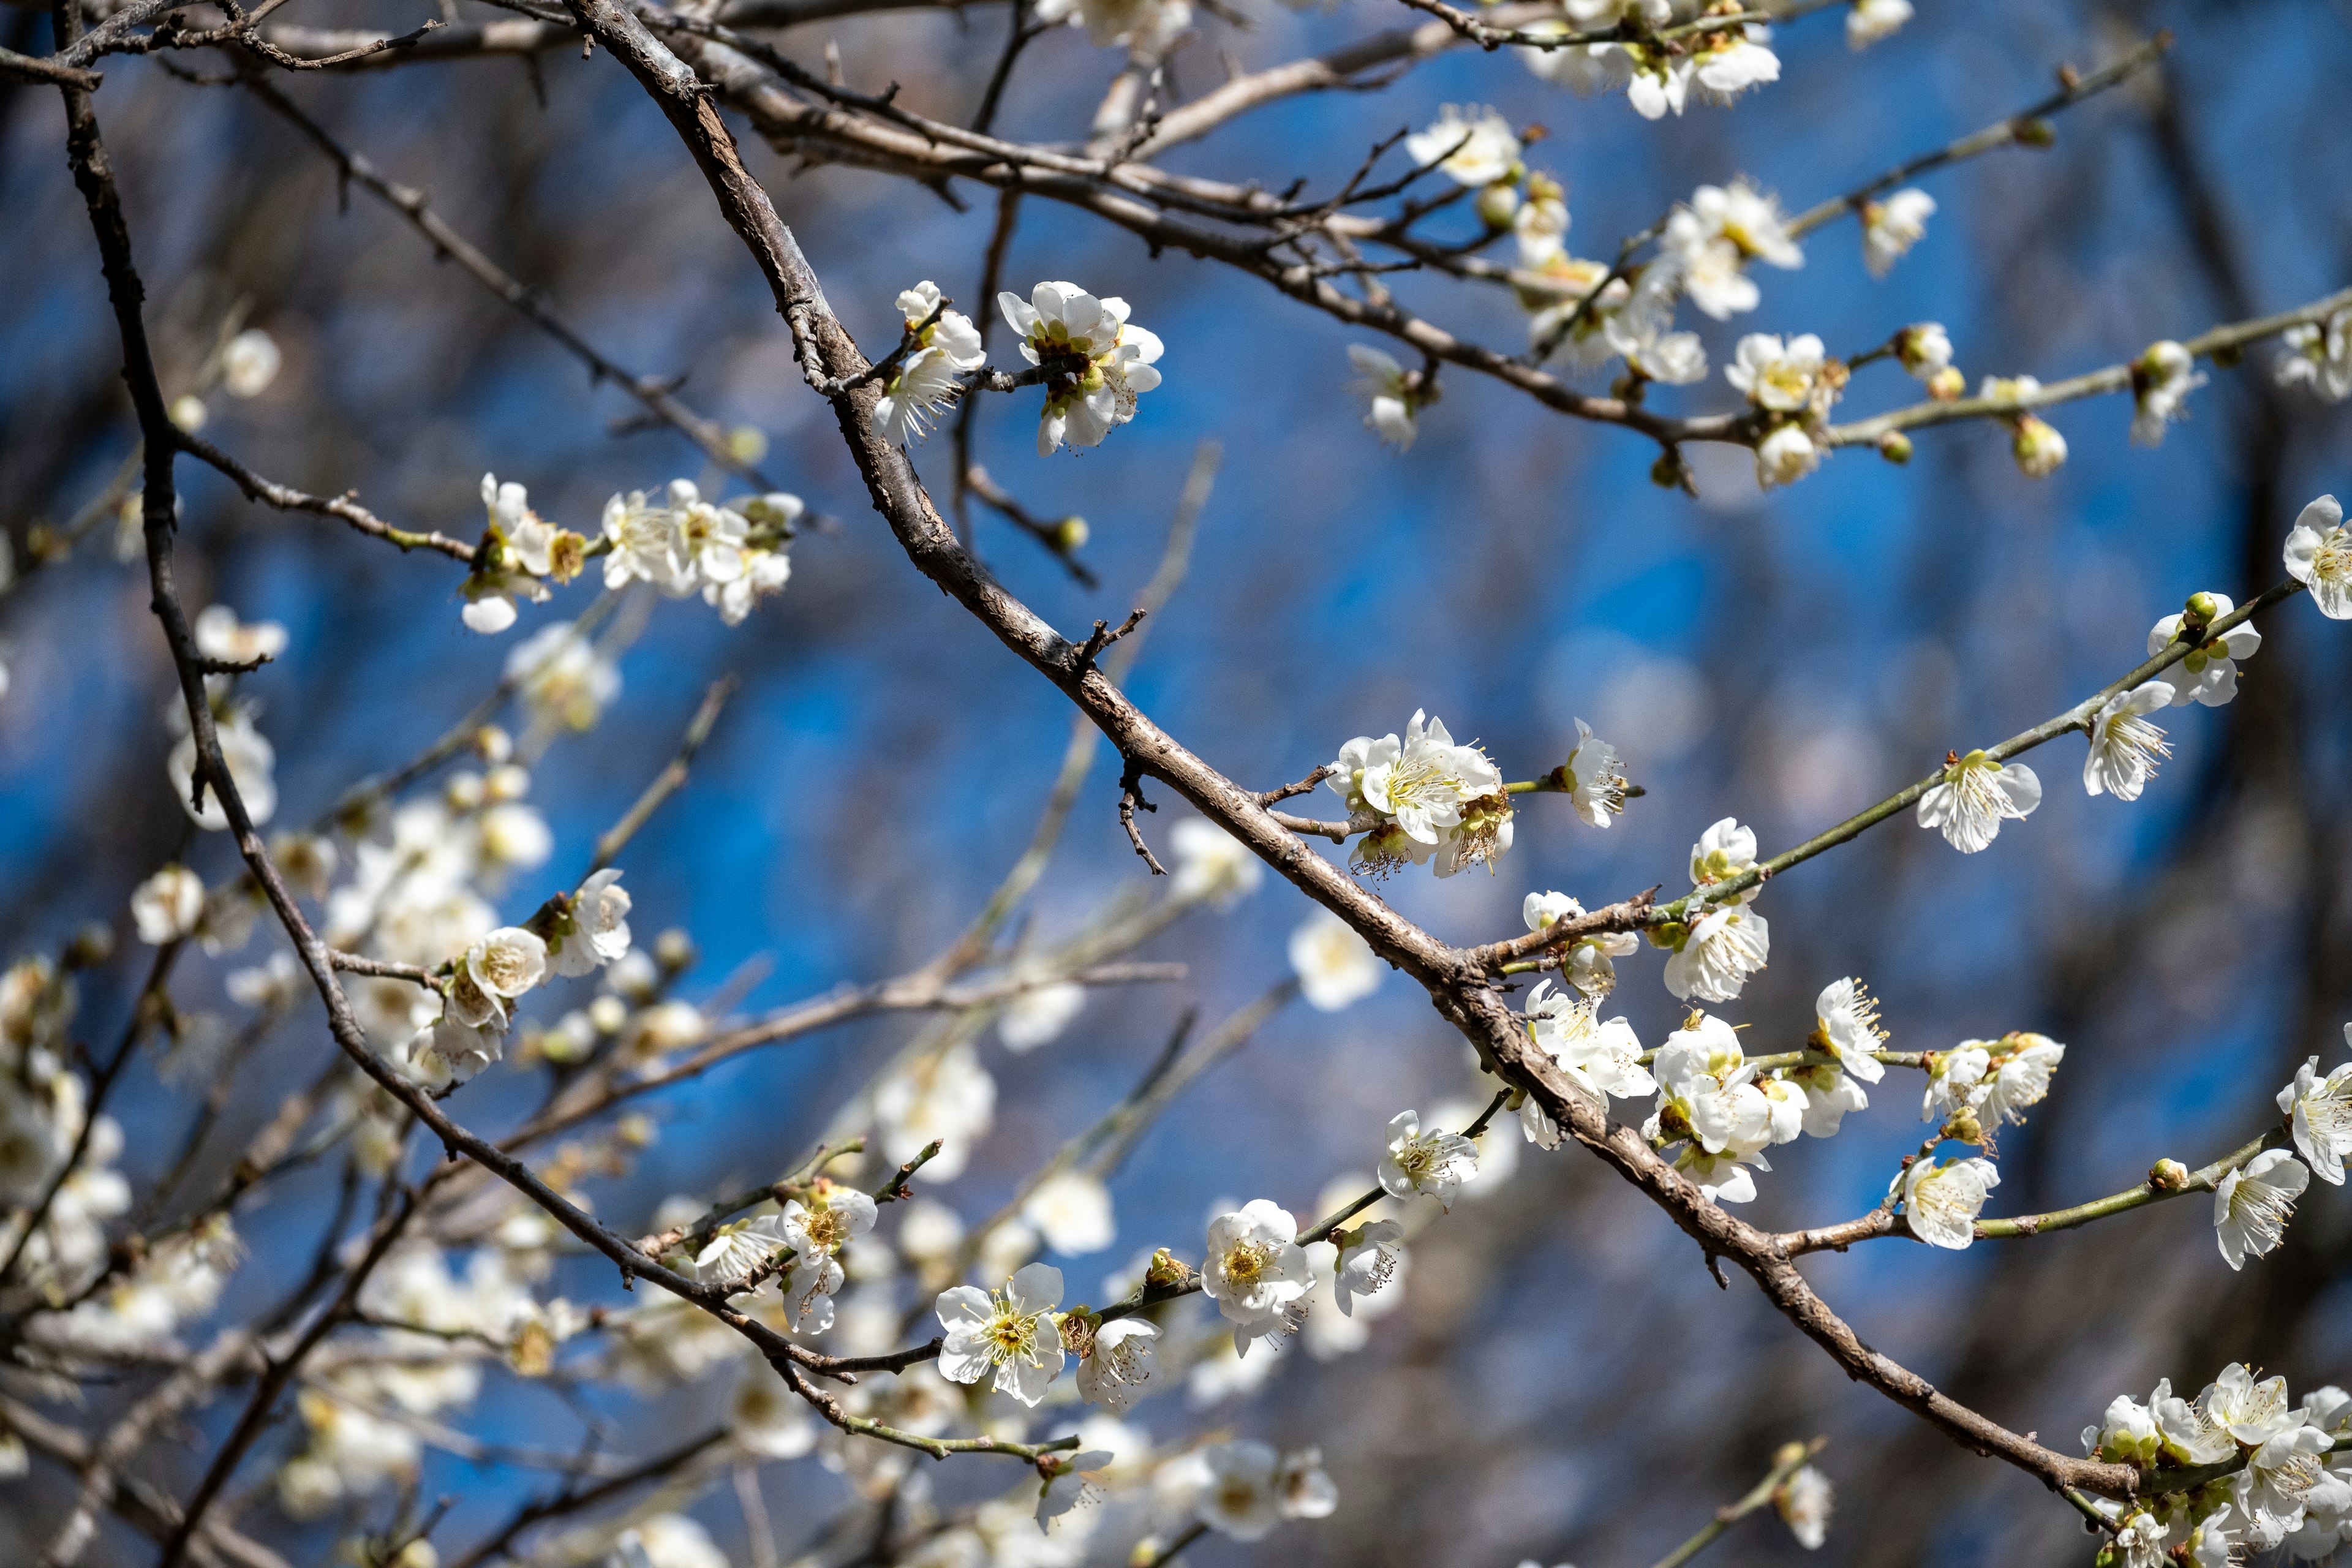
[1915,751,2040,853]
[1513,172,1570,266]
[1521,980,1653,1147]
[1170,818,1263,908]
[1787,1061,1868,1138]
[1405,105,1520,187]
[1662,906,1770,1003]
[1688,817,1760,900]
[1074,1316,1158,1411]
[504,620,620,732]
[1033,0,1189,52]
[193,604,288,668]
[1648,1011,1771,1194]
[780,1183,877,1328]
[1523,892,1639,997]
[1001,979,1085,1052]
[1378,1109,1479,1208]
[551,868,631,978]
[1920,1042,1990,1124]
[601,483,693,594]
[1861,189,1935,277]
[2082,682,2174,801]
[1897,322,1952,379]
[1845,0,1910,47]
[1687,28,1779,106]
[1811,978,1887,1084]
[1665,179,1803,320]
[1332,1218,1403,1316]
[936,1262,1066,1406]
[1025,1170,1115,1256]
[2113,1510,2170,1568]
[1357,709,1501,845]
[221,328,281,398]
[2217,1149,2309,1270]
[2279,1042,2352,1183]
[1202,1199,1312,1344]
[1777,1464,1833,1549]
[131,865,205,946]
[1755,424,1820,489]
[1346,345,1427,451]
[2013,414,2067,477]
[999,282,1164,456]
[1900,1155,1997,1248]
[1288,911,1381,1012]
[2131,340,2206,446]
[2276,310,2352,403]
[1196,1439,1286,1540]
[2285,494,2352,618]
[2149,597,2261,707]
[1725,334,1825,413]
[1555,718,1627,827]
[2082,1393,2161,1466]
[1977,1033,2064,1128]
[2152,1376,2237,1466]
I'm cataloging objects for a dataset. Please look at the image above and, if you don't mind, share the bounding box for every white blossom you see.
[1664,179,1803,321]
[551,868,631,978]
[875,1041,997,1182]
[2279,1041,2352,1183]
[1346,345,1425,451]
[1001,979,1086,1052]
[601,483,692,594]
[1662,906,1770,1003]
[1377,1109,1479,1208]
[1977,1033,2064,1128]
[1404,105,1521,187]
[2149,597,2261,707]
[1861,189,1935,277]
[193,604,288,668]
[2082,1393,2161,1466]
[1900,1156,1997,1248]
[1169,818,1262,908]
[1202,1199,1312,1348]
[2217,1148,2309,1270]
[998,282,1164,456]
[1034,0,1188,53]
[2082,682,2174,800]
[221,328,281,398]
[2131,340,2206,446]
[1845,0,1911,48]
[1287,911,1381,1012]
[1725,333,1826,413]
[1756,424,1821,489]
[1812,978,1887,1084]
[1024,1170,1115,1256]
[1897,322,1952,379]
[1920,1043,1991,1124]
[1647,1011,1773,1201]
[504,620,620,732]
[1555,718,1627,827]
[1915,750,2040,853]
[1688,816,1760,900]
[1073,1316,1158,1411]
[1332,1218,1404,1316]
[1777,1464,1833,1549]
[1523,891,1638,997]
[166,701,276,831]
[2285,494,2352,618]
[130,865,205,945]
[1195,1439,1286,1540]
[2113,1510,2170,1568]
[936,1262,1066,1406]
[1522,980,1654,1135]
[2276,309,2352,402]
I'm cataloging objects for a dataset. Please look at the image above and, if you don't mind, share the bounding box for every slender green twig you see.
[1648,1438,1825,1568]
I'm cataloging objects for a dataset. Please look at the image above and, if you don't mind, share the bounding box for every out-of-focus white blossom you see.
[1861,189,1935,277]
[2277,309,2352,402]
[221,328,281,397]
[130,865,205,945]
[1287,912,1381,1012]
[1845,0,1910,47]
[2131,340,2206,446]
[1170,818,1262,908]
[1024,1169,1115,1256]
[1404,105,1521,187]
[1777,1464,1834,1548]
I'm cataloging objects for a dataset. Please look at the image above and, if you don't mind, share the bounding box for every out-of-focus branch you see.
[1648,1438,1825,1568]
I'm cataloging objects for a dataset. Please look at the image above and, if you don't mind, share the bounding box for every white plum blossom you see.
[1646,1011,1773,1202]
[2150,597,2261,707]
[1287,912,1381,1012]
[2082,1393,2161,1466]
[130,865,205,946]
[2216,1149,2309,1270]
[1073,1316,1158,1411]
[1196,1439,1286,1540]
[1897,322,1953,379]
[1662,906,1770,1003]
[1033,0,1188,51]
[1520,980,1653,1148]
[1202,1200,1313,1350]
[1845,0,1911,47]
[1725,334,1826,413]
[2131,340,2206,446]
[1977,1033,2065,1128]
[1332,1219,1403,1316]
[1338,709,1506,867]
[1757,423,1820,488]
[780,1183,878,1328]
[1664,179,1803,321]
[998,282,1164,456]
[1514,173,1570,266]
[1001,979,1086,1052]
[1920,1043,1991,1124]
[2278,1041,2352,1183]
[504,620,620,733]
[2276,309,2352,402]
[1777,1464,1833,1549]
[1812,979,1887,1084]
[1169,818,1263,908]
[193,604,288,668]
[935,1262,1066,1406]
[550,868,631,978]
[1346,345,1426,451]
[1404,105,1520,187]
[1523,892,1638,997]
[1556,718,1627,827]
[1024,1170,1115,1256]
[1688,816,1760,901]
[1900,1156,1998,1248]
[1916,750,2041,853]
[167,701,276,832]
[221,328,281,398]
[1861,189,1935,277]
[2113,1511,2170,1568]
[601,483,693,594]
[2082,682,2175,801]
[875,281,988,446]
[874,1041,997,1182]
[2285,494,2352,618]
[1377,1109,1479,1208]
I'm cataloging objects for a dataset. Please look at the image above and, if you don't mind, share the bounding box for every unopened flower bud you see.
[65,922,116,969]
[168,394,209,433]
[1475,180,1521,228]
[443,770,485,811]
[484,764,531,802]
[1054,515,1089,551]
[616,1112,655,1147]
[2148,1158,2190,1191]
[1144,1246,1195,1290]
[587,994,628,1034]
[1877,431,1914,464]
[2011,414,2068,478]
[726,424,771,464]
[2184,591,2220,629]
[2013,116,2056,147]
[654,928,697,971]
[1941,1109,1985,1146]
[473,725,513,765]
[1926,365,1965,401]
